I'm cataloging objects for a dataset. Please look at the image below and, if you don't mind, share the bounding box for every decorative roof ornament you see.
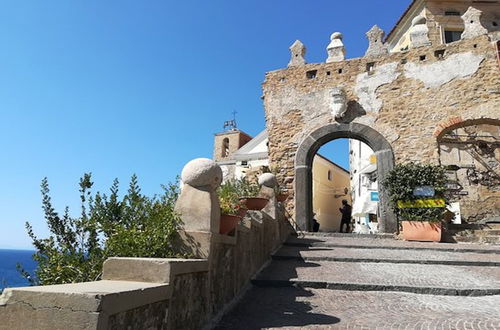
[461,7,488,39]
[409,15,431,48]
[365,25,388,57]
[326,32,346,63]
[288,40,306,67]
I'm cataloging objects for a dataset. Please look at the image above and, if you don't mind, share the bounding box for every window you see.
[222,138,230,158]
[444,11,461,16]
[327,170,332,181]
[444,30,463,43]
[306,70,317,79]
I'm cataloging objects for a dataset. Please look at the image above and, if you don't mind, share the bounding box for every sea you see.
[0,249,37,292]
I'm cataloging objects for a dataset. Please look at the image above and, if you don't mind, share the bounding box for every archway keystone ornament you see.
[294,123,396,233]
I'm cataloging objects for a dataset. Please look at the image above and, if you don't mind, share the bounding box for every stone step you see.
[286,236,500,254]
[452,236,500,244]
[253,260,500,296]
[273,245,500,267]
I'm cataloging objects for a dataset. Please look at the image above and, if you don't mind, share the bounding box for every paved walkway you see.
[216,234,500,329]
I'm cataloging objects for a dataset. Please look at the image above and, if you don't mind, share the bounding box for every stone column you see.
[288,40,306,67]
[461,7,488,40]
[376,149,397,233]
[175,158,222,257]
[365,25,388,57]
[326,32,346,63]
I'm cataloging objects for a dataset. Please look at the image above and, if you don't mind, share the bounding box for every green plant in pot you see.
[218,180,245,235]
[236,177,269,211]
[383,162,448,242]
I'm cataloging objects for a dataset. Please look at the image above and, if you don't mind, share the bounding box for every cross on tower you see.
[223,110,238,131]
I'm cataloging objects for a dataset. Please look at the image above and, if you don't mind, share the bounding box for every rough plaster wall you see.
[404,52,485,88]
[355,62,400,113]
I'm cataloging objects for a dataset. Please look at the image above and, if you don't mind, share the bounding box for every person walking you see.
[339,199,352,233]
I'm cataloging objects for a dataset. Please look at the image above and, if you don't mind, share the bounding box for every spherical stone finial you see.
[181,158,222,189]
[331,32,343,41]
[258,173,278,188]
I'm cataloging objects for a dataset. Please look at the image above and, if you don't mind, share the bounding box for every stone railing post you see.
[175,158,223,257]
[326,32,346,63]
[461,7,488,40]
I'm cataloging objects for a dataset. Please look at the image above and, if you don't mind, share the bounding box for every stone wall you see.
[262,34,500,225]
[0,160,293,330]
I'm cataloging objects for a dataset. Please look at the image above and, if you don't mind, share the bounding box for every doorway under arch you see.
[295,123,396,233]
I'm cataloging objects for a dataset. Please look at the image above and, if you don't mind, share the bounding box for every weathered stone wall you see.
[107,300,169,330]
[262,35,500,223]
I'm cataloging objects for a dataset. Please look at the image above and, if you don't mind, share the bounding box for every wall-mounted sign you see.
[451,191,469,196]
[413,186,435,197]
[397,199,446,208]
[370,192,379,201]
[445,182,462,191]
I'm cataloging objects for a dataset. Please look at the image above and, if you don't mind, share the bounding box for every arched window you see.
[327,170,332,181]
[222,138,230,158]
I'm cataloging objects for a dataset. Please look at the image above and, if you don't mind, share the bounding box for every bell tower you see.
[213,112,252,162]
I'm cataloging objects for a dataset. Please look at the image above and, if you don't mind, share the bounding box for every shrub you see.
[18,174,182,286]
[218,180,245,216]
[382,162,448,222]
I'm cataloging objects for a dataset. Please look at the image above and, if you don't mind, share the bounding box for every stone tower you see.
[213,129,252,162]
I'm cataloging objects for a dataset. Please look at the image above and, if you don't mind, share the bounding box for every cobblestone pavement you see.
[216,235,500,329]
[216,287,500,329]
[256,260,500,290]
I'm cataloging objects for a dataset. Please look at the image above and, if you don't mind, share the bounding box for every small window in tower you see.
[327,170,332,181]
[444,30,463,43]
[222,138,230,158]
[444,10,461,16]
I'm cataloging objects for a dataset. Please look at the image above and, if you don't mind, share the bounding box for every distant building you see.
[349,140,379,234]
[312,154,351,232]
[386,0,500,52]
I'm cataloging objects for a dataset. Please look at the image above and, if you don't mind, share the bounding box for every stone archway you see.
[295,123,396,233]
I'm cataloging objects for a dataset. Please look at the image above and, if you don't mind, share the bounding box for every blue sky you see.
[0,1,411,249]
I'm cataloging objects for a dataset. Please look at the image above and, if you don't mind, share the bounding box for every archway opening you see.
[312,138,380,234]
[437,119,500,224]
[295,123,395,233]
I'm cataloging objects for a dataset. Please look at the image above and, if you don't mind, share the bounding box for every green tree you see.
[19,174,182,286]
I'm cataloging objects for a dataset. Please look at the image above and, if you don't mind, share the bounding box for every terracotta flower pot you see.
[401,221,442,242]
[276,193,288,202]
[220,214,242,235]
[240,197,269,211]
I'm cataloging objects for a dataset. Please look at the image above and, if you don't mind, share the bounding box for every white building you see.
[349,139,379,234]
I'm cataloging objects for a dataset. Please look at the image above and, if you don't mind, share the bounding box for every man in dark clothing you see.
[339,200,352,233]
[312,213,320,232]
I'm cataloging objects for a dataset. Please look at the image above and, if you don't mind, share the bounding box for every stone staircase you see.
[216,234,500,329]
[444,223,500,244]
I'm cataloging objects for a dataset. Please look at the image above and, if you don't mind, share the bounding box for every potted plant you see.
[218,180,245,235]
[237,177,269,210]
[383,162,448,242]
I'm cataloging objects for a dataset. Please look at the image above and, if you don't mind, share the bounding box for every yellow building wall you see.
[312,155,352,232]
